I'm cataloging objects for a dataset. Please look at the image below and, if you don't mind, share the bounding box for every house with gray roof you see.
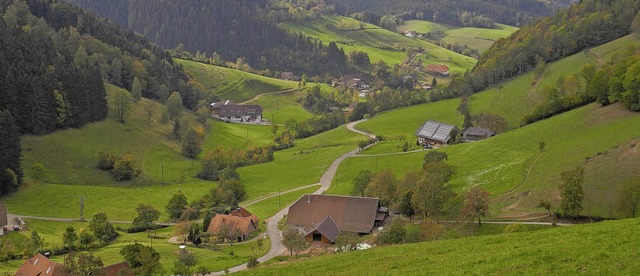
[415,119,458,147]
[210,100,263,123]
[304,216,340,244]
[462,127,495,142]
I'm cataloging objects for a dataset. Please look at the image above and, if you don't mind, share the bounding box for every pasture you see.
[284,15,476,74]
[239,218,640,275]
[175,59,297,103]
[331,103,640,218]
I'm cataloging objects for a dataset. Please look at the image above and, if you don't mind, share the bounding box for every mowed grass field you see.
[239,218,640,275]
[330,103,640,218]
[284,15,476,74]
[398,20,518,54]
[0,219,269,274]
[175,59,298,103]
[244,90,314,124]
[469,34,640,128]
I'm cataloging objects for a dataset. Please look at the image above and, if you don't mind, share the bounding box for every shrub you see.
[504,223,528,233]
[97,152,118,170]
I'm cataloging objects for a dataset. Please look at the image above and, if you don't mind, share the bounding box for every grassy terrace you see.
[240,218,640,275]
[284,15,476,74]
[397,20,519,54]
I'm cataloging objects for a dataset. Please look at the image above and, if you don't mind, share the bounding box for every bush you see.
[504,223,528,233]
[96,152,118,170]
[112,153,139,181]
[247,256,259,268]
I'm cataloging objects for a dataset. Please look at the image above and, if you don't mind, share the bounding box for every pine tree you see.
[0,110,22,195]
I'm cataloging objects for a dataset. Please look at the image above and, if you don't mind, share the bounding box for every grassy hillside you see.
[331,103,640,218]
[240,218,640,275]
[245,89,314,124]
[469,34,640,128]
[397,20,519,54]
[356,98,463,139]
[175,59,298,102]
[284,15,476,74]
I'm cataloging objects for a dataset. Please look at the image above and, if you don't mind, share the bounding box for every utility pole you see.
[161,158,164,187]
[79,196,85,222]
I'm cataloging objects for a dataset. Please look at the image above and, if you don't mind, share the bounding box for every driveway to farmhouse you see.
[207,120,375,275]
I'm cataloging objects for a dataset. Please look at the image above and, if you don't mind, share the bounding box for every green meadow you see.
[284,15,476,74]
[331,103,640,218]
[355,98,463,139]
[240,218,640,275]
[398,20,519,54]
[469,34,640,128]
[0,219,269,274]
[245,90,314,124]
[175,59,298,103]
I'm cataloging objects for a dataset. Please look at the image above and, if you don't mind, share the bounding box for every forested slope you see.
[65,0,351,76]
[327,0,562,27]
[0,0,201,195]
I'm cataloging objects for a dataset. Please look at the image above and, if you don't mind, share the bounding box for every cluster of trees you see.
[198,147,273,181]
[67,0,351,77]
[96,151,140,181]
[284,111,346,139]
[523,45,640,125]
[352,151,490,224]
[468,0,638,93]
[329,0,556,27]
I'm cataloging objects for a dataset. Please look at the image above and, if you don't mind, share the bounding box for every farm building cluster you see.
[415,119,495,147]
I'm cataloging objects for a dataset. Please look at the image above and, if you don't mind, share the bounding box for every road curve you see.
[208,120,375,274]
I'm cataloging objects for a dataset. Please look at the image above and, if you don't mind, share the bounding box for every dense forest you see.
[325,0,563,27]
[0,0,202,194]
[65,0,350,77]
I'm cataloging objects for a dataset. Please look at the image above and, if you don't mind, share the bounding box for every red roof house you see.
[207,214,257,242]
[425,64,450,75]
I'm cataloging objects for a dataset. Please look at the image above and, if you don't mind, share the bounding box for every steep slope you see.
[239,218,640,275]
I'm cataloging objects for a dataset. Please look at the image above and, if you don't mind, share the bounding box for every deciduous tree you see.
[120,243,162,275]
[111,88,132,123]
[365,169,397,207]
[132,204,160,230]
[559,167,585,217]
[460,186,490,226]
[131,77,142,102]
[351,170,372,197]
[166,91,183,120]
[88,212,118,245]
[616,180,640,218]
[281,228,306,256]
[166,191,188,220]
[63,252,104,276]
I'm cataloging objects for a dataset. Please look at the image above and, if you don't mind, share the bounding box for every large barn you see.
[287,194,388,244]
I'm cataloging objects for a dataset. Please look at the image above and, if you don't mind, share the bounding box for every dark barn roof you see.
[305,216,340,243]
[415,120,457,143]
[463,127,495,139]
[287,194,380,234]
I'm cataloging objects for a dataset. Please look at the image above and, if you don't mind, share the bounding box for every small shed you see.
[462,127,495,142]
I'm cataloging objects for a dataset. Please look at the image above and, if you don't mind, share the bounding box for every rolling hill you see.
[284,15,477,74]
[397,20,519,54]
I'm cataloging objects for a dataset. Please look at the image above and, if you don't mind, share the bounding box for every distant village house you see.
[425,64,450,76]
[15,253,131,276]
[210,100,263,123]
[287,194,388,244]
[281,71,294,80]
[404,31,417,38]
[462,127,495,142]
[415,119,458,147]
